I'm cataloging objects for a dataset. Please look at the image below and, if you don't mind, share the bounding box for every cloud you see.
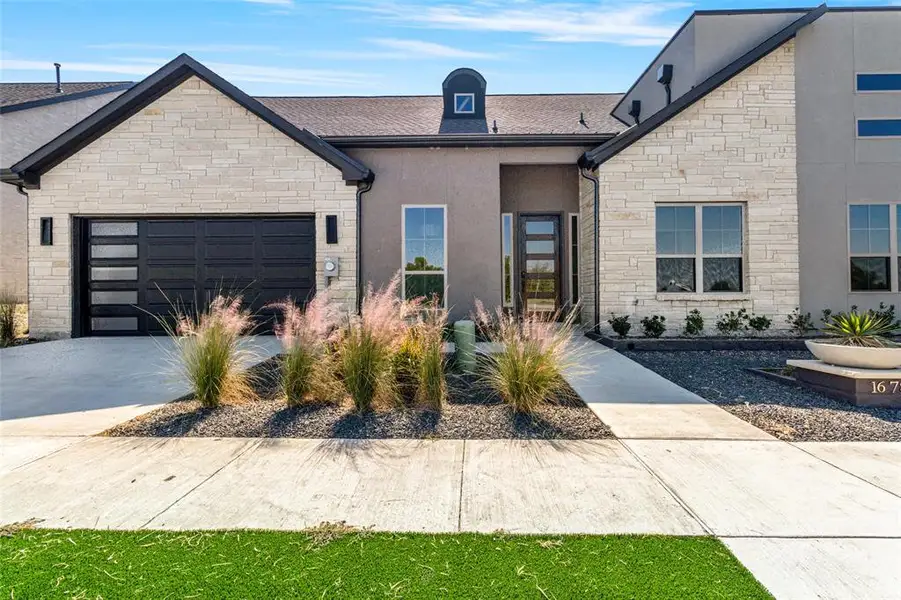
[244,0,294,5]
[289,38,499,61]
[346,0,687,46]
[88,43,278,53]
[0,58,377,88]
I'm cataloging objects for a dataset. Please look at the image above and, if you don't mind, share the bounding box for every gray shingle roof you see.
[0,82,133,108]
[257,93,626,137]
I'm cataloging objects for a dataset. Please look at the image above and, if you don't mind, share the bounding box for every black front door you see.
[518,214,562,315]
[81,216,316,336]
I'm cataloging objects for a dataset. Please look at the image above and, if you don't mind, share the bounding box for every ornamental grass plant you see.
[270,292,343,406]
[161,294,256,408]
[0,289,20,347]
[473,301,582,415]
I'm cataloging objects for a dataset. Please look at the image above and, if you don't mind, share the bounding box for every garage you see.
[77,216,316,336]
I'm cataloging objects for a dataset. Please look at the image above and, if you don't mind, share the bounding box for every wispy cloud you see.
[88,43,278,53]
[346,1,687,46]
[0,58,377,88]
[289,38,499,61]
[245,0,294,5]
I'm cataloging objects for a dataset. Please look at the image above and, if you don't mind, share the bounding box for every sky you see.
[1,0,895,96]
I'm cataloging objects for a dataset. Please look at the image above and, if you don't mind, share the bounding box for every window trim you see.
[656,202,745,295]
[856,117,901,139]
[569,213,580,306]
[501,212,514,308]
[453,92,475,114]
[847,203,899,293]
[855,72,901,93]
[401,204,448,307]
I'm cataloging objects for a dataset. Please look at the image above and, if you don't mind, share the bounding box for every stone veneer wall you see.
[27,76,358,336]
[580,41,800,335]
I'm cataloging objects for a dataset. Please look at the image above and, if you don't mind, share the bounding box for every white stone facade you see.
[580,41,800,335]
[26,76,358,336]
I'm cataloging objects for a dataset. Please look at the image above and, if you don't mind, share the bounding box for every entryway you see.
[518,213,562,314]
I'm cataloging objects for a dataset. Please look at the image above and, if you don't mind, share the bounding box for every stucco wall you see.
[795,10,901,314]
[582,41,800,335]
[1,90,125,299]
[348,146,586,320]
[26,76,358,336]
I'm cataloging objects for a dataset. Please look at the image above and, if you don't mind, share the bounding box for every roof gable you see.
[580,4,827,169]
[9,54,372,186]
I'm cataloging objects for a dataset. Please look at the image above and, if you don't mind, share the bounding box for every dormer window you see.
[454,93,475,114]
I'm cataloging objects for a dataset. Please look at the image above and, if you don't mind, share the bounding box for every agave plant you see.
[822,311,899,348]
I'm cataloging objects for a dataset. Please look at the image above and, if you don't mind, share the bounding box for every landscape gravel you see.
[106,362,613,440]
[624,349,901,442]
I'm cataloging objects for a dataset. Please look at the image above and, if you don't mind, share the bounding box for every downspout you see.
[578,167,600,332]
[355,177,374,314]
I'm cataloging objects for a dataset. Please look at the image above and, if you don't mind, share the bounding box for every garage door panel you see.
[84,216,316,335]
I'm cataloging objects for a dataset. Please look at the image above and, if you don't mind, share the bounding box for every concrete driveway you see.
[0,337,281,436]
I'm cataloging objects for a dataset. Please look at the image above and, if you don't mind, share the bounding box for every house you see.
[1,73,132,298]
[3,5,899,338]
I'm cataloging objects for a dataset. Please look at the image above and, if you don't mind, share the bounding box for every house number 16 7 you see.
[870,381,900,394]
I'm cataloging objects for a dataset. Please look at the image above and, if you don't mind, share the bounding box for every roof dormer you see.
[442,68,486,120]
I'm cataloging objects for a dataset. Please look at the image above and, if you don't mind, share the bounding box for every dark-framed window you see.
[656,204,744,294]
[857,119,901,138]
[569,213,580,305]
[856,74,901,92]
[848,204,893,292]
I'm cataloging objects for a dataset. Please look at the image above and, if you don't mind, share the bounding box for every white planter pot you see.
[805,340,901,370]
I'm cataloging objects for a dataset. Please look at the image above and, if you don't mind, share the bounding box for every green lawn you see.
[1,528,772,599]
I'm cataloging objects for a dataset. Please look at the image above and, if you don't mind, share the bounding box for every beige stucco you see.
[1,90,125,298]
[581,41,800,334]
[348,146,587,320]
[26,76,358,337]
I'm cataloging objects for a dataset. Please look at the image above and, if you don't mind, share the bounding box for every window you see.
[454,93,474,114]
[656,204,743,293]
[501,213,514,307]
[849,204,895,292]
[856,74,901,92]
[402,206,446,304]
[857,119,901,138]
[569,213,580,305]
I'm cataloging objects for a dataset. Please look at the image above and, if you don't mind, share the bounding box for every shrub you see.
[474,301,580,415]
[820,308,833,327]
[270,293,342,406]
[163,294,255,408]
[747,313,772,334]
[413,301,447,411]
[337,274,418,412]
[715,309,749,336]
[822,311,899,347]
[786,307,816,337]
[640,315,666,338]
[683,309,704,336]
[392,332,422,406]
[0,289,20,348]
[872,302,900,329]
[607,313,631,338]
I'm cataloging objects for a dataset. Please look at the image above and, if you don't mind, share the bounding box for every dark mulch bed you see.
[105,358,613,440]
[624,349,901,442]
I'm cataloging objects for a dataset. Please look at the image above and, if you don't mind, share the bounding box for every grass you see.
[0,529,772,599]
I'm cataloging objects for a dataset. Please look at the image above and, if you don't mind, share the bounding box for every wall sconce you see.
[326,215,338,244]
[40,217,53,246]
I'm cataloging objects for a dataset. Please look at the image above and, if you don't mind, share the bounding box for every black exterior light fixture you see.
[40,217,53,245]
[628,100,642,125]
[326,214,338,244]
[657,64,674,105]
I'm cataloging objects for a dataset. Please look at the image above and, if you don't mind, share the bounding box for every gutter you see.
[578,167,601,332]
[325,134,616,149]
[355,177,374,313]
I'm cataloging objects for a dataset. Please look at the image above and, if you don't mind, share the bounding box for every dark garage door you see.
[81,216,316,336]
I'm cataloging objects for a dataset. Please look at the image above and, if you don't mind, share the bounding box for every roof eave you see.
[325,133,618,149]
[581,3,827,169]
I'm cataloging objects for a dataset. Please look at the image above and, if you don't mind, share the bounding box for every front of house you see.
[4,5,900,338]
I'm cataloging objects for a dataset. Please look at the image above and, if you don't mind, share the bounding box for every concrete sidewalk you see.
[3,436,900,599]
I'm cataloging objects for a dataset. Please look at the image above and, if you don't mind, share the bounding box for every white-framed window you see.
[848,203,899,292]
[656,204,744,293]
[501,213,514,307]
[569,213,580,305]
[402,205,447,305]
[454,93,475,114]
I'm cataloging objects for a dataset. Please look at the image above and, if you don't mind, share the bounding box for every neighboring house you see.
[1,79,132,298]
[2,5,899,338]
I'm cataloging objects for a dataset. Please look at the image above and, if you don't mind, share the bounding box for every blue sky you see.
[1,0,893,96]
